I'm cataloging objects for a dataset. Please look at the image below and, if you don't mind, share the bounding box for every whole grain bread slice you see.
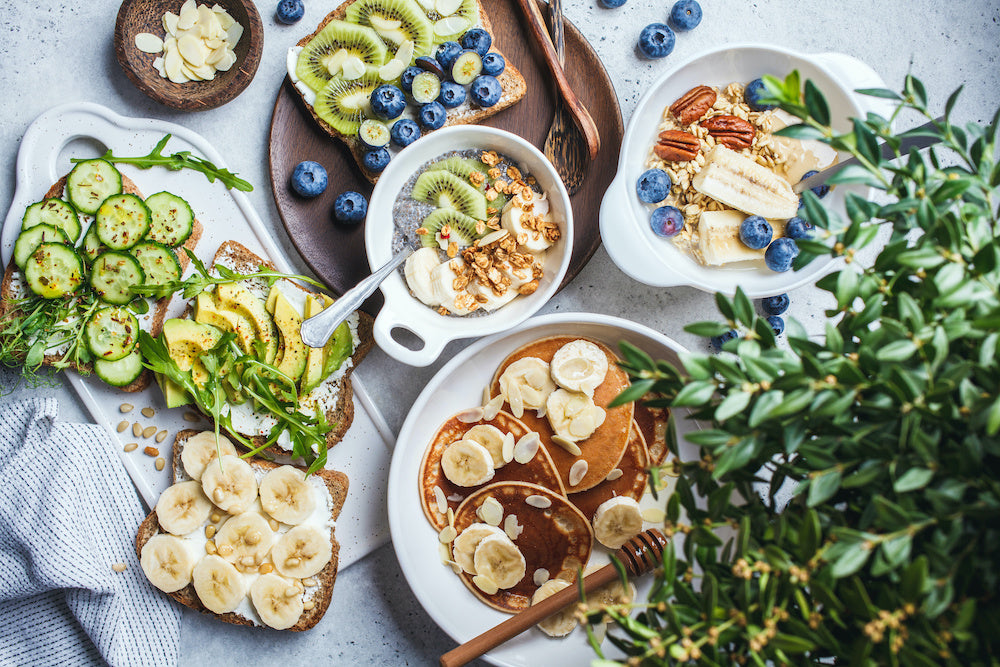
[134,429,348,631]
[0,173,203,392]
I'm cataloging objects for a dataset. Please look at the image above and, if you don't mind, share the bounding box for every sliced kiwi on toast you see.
[412,170,488,220]
[428,0,479,43]
[297,20,389,93]
[429,158,509,213]
[419,208,482,248]
[314,67,385,136]
[345,0,435,59]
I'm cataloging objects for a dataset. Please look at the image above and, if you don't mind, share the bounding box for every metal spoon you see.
[299,248,412,348]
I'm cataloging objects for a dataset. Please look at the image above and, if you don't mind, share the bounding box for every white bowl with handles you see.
[600,43,890,297]
[366,125,573,367]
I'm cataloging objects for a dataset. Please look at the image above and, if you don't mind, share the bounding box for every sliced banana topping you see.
[498,357,556,418]
[201,455,258,514]
[250,573,305,630]
[259,465,316,525]
[214,512,274,568]
[441,440,496,487]
[180,431,238,481]
[692,145,800,220]
[473,533,526,590]
[431,259,478,315]
[501,190,554,252]
[403,246,442,307]
[697,209,771,266]
[452,523,506,575]
[463,424,507,469]
[192,554,246,614]
[155,480,212,536]
[271,525,333,579]
[550,340,609,396]
[592,496,643,549]
[531,578,577,637]
[140,533,195,593]
[546,389,607,443]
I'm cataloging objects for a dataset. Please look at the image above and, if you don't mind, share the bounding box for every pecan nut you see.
[654,129,700,162]
[669,85,717,125]
[701,115,756,150]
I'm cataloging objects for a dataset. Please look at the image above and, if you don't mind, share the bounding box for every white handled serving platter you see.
[1,103,394,568]
[387,312,704,667]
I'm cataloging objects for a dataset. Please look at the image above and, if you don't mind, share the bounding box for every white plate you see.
[1,103,395,568]
[600,44,892,297]
[387,312,703,666]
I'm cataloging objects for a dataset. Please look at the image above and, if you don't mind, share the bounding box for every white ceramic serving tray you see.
[600,44,893,297]
[387,312,705,667]
[1,103,394,568]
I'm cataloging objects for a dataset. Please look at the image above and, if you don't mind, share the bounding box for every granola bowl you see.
[599,44,887,297]
[366,125,573,367]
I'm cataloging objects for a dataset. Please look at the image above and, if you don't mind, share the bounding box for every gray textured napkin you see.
[0,397,180,667]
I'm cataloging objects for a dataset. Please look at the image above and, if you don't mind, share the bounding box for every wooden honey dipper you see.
[439,528,668,667]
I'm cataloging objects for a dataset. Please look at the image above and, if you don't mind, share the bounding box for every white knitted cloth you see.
[0,398,180,667]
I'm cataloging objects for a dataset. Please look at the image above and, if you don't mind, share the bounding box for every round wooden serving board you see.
[268,0,623,314]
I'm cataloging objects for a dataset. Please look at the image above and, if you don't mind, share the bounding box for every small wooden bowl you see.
[114,0,263,111]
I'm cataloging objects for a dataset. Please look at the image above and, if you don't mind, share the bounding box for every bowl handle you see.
[372,306,451,367]
[810,52,896,119]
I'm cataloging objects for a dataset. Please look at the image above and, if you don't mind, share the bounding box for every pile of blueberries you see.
[711,293,790,351]
[600,0,702,59]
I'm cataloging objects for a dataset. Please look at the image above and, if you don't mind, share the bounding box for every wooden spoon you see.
[438,529,668,667]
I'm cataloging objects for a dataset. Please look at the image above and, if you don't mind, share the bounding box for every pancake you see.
[489,336,634,493]
[452,481,593,613]
[569,420,650,522]
[419,410,565,530]
[634,400,671,466]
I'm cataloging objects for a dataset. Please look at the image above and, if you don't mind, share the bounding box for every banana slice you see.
[155,480,212,536]
[592,496,643,549]
[692,145,800,219]
[471,259,535,312]
[250,573,305,630]
[215,511,274,568]
[463,424,507,469]
[259,465,316,525]
[546,389,607,442]
[498,357,556,418]
[550,340,609,396]
[452,523,507,574]
[201,454,258,514]
[181,431,238,481]
[531,578,577,637]
[192,554,246,614]
[501,191,554,252]
[431,258,478,315]
[140,533,195,593]
[270,524,333,579]
[441,439,496,487]
[473,533,526,589]
[404,246,442,307]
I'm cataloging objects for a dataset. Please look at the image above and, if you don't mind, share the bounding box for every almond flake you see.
[446,493,464,502]
[503,514,522,540]
[501,431,515,463]
[569,459,589,487]
[135,32,163,53]
[513,432,540,464]
[456,407,484,423]
[476,496,503,526]
[482,394,504,421]
[433,486,448,515]
[642,507,667,523]
[438,525,458,543]
[606,468,624,481]
[473,574,499,595]
[525,494,551,509]
[551,434,582,456]
[533,568,550,586]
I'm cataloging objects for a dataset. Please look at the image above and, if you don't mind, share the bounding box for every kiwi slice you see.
[412,170,488,220]
[430,158,509,212]
[428,0,478,44]
[345,0,435,59]
[314,68,385,137]
[418,208,482,248]
[297,20,389,93]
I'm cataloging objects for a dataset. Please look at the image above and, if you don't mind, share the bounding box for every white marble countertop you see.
[1,0,998,664]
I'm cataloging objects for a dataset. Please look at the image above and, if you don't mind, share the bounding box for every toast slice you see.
[0,173,203,392]
[135,429,348,630]
[291,0,527,183]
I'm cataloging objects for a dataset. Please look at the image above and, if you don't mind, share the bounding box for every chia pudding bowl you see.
[366,126,573,367]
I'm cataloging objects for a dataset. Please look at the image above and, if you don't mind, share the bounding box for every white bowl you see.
[600,44,888,297]
[366,125,574,366]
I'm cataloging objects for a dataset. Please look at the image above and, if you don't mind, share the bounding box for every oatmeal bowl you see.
[365,125,573,366]
[600,44,888,297]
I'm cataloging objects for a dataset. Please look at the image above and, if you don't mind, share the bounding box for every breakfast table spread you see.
[1,0,998,665]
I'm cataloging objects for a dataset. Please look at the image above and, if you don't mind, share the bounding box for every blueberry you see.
[275,0,304,24]
[636,168,671,204]
[739,215,773,249]
[362,147,390,173]
[461,28,492,57]
[668,0,702,30]
[764,237,799,272]
[417,101,447,129]
[438,81,467,108]
[435,41,463,70]
[710,329,738,351]
[390,118,421,147]
[650,206,684,237]
[370,85,406,120]
[481,52,506,77]
[744,78,777,111]
[470,75,502,107]
[599,0,627,6]
[785,216,814,240]
[290,161,327,198]
[799,170,831,198]
[767,315,785,335]
[414,55,445,78]
[333,191,368,224]
[638,23,675,59]
[400,66,422,93]
[760,293,789,316]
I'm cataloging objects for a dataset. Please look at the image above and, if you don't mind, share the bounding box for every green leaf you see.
[900,555,928,601]
[988,395,1000,435]
[804,80,830,126]
[769,634,817,653]
[610,379,656,407]
[733,288,754,326]
[715,390,751,422]
[685,321,732,338]
[855,87,903,101]
[672,380,717,407]
[830,542,871,578]
[893,467,934,493]
[881,534,912,566]
[618,341,655,372]
[773,124,825,141]
[748,390,784,427]
[807,468,842,507]
[876,339,918,362]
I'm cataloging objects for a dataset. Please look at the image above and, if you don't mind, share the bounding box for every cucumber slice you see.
[66,158,123,215]
[22,198,82,243]
[85,306,139,361]
[96,193,151,250]
[94,350,144,387]
[14,224,69,270]
[90,251,146,305]
[144,191,194,247]
[23,242,85,299]
[130,241,181,287]
[79,223,107,265]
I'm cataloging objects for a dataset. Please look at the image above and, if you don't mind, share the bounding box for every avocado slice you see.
[156,373,192,408]
[162,318,224,372]
[271,289,308,384]
[216,282,278,364]
[321,295,354,378]
[193,291,256,355]
[300,295,328,395]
